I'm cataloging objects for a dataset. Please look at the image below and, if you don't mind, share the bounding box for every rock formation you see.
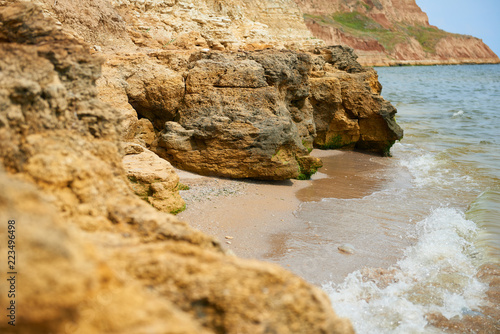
[0,0,402,184]
[309,46,402,154]
[97,45,401,180]
[296,0,500,66]
[0,2,355,333]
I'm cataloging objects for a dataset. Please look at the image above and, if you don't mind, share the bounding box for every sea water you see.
[294,65,500,332]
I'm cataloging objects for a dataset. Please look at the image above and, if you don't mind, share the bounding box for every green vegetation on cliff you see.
[405,25,452,53]
[304,12,407,52]
[304,11,461,55]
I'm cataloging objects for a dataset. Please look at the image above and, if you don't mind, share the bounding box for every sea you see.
[282,64,500,333]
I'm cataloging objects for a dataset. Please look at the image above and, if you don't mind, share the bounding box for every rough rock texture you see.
[100,45,401,179]
[27,0,322,52]
[28,0,132,46]
[309,46,402,154]
[0,3,354,333]
[123,143,186,213]
[296,0,500,66]
[108,0,323,51]
[155,50,318,180]
[0,172,213,334]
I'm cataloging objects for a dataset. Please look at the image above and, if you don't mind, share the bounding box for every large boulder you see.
[157,51,316,180]
[110,50,321,180]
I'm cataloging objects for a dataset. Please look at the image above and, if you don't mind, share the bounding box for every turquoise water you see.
[298,64,500,333]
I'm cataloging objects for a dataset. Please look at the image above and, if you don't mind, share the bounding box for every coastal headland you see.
[296,0,500,66]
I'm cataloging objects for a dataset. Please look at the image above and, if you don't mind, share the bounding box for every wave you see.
[466,190,500,264]
[323,207,487,334]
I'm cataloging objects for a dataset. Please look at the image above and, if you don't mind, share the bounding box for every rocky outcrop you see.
[154,50,318,180]
[101,45,401,179]
[0,2,354,333]
[309,46,402,154]
[0,171,213,334]
[296,0,500,66]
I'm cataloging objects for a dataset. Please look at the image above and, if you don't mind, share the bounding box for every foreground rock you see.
[0,3,353,333]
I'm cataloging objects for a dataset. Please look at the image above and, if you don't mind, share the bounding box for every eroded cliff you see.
[0,0,407,332]
[0,3,356,333]
[296,0,500,66]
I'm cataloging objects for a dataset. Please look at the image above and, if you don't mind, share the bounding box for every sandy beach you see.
[176,164,310,260]
[177,149,409,285]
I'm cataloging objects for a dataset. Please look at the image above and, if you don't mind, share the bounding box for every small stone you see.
[338,243,355,254]
[226,241,232,244]
[225,236,233,239]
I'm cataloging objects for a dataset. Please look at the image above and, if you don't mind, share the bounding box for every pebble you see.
[226,241,231,244]
[225,236,233,239]
[338,243,356,254]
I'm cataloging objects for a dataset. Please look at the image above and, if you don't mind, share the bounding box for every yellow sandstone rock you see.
[0,3,354,333]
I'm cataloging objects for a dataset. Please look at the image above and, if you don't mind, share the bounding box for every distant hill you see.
[294,0,500,65]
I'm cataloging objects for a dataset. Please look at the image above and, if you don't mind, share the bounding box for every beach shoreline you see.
[177,149,410,285]
[176,163,310,261]
[177,146,500,332]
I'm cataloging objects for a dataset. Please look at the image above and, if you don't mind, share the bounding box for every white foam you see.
[392,143,474,189]
[323,208,487,334]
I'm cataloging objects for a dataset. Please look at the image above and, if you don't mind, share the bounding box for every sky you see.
[416,0,500,57]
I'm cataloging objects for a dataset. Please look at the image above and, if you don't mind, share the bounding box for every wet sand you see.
[177,150,500,332]
[176,167,308,260]
[177,149,408,285]
[296,149,390,201]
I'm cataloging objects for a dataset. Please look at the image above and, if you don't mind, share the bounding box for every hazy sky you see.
[416,0,500,57]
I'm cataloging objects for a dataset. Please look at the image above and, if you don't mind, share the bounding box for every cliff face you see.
[0,3,356,333]
[23,0,499,65]
[296,0,500,66]
[28,0,321,51]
